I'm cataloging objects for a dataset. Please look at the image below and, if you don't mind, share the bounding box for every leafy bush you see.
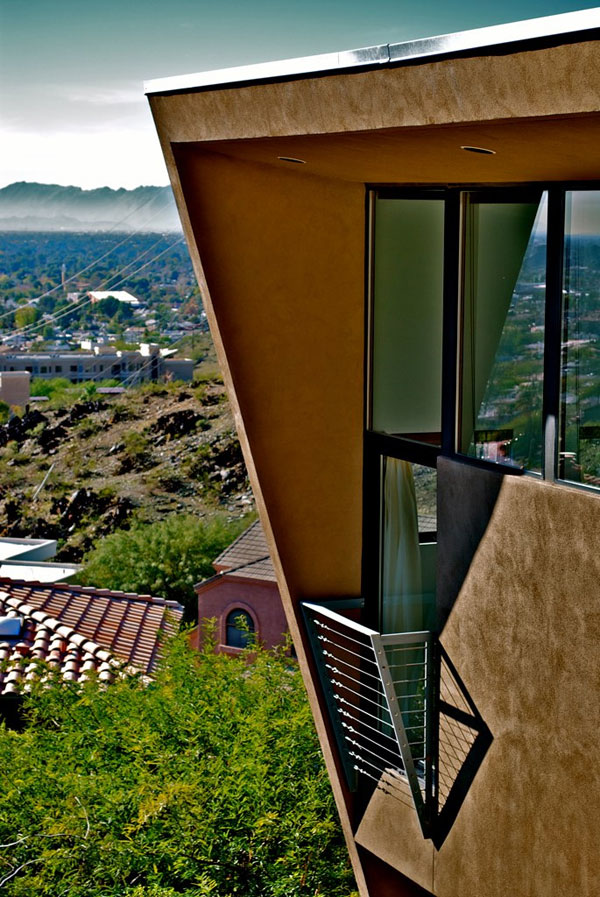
[30,376,72,398]
[123,431,150,459]
[0,636,357,897]
[79,514,249,620]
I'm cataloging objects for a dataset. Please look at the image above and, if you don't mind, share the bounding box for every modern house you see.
[147,9,600,897]
[193,520,287,654]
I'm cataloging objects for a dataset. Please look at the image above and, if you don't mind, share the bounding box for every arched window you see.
[225,609,255,649]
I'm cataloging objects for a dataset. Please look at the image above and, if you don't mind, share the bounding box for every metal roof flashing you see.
[144,7,600,96]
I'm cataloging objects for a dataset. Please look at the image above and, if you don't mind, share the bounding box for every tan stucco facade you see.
[149,25,600,897]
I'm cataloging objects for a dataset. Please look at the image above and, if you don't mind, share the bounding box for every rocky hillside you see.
[0,379,253,562]
[0,182,181,232]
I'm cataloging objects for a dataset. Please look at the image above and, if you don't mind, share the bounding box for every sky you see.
[0,0,597,190]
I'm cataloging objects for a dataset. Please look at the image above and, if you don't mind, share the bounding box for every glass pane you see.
[226,610,255,649]
[559,191,600,486]
[379,458,437,635]
[460,193,547,471]
[371,198,444,443]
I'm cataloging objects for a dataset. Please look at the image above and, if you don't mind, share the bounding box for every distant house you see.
[193,520,287,654]
[0,536,80,583]
[0,371,30,407]
[88,290,142,308]
[0,579,183,725]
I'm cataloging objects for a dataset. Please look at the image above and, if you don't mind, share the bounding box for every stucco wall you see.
[357,461,600,896]
[149,39,600,144]
[196,577,287,653]
[173,146,366,603]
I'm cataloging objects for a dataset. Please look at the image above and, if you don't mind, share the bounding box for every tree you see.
[0,636,357,897]
[14,305,38,330]
[79,515,249,621]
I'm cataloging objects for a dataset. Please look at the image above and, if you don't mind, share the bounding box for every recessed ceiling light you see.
[460,145,496,155]
[278,156,306,164]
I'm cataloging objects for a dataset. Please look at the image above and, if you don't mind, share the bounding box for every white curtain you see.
[381,457,423,635]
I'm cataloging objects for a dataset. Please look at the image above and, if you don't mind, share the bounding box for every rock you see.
[151,408,205,439]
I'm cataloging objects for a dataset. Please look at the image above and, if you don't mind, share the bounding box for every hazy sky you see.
[0,1,596,189]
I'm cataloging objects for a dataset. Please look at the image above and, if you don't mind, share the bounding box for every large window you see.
[370,196,444,443]
[559,191,600,486]
[368,192,444,635]
[366,184,600,630]
[460,192,547,471]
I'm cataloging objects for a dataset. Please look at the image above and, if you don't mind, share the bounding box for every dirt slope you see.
[0,380,253,561]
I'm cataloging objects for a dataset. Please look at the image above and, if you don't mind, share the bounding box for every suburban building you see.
[0,536,80,582]
[0,579,183,726]
[88,290,142,307]
[0,345,194,384]
[193,520,287,654]
[147,9,600,897]
[0,371,30,407]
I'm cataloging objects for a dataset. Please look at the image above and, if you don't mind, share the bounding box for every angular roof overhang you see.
[145,8,600,95]
[146,9,600,187]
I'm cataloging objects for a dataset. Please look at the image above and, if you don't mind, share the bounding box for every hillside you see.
[0,182,181,232]
[0,377,253,562]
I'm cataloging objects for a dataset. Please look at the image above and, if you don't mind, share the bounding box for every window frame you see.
[366,181,600,476]
[224,606,256,650]
[363,181,600,618]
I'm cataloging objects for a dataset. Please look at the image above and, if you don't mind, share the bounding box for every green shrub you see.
[79,514,249,621]
[123,431,149,458]
[0,635,356,897]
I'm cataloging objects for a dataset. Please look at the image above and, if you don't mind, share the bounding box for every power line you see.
[5,237,185,340]
[0,192,179,323]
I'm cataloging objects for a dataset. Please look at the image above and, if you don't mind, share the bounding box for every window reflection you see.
[559,191,600,486]
[225,609,255,649]
[460,192,547,471]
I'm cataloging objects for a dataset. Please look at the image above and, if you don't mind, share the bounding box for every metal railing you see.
[302,600,437,837]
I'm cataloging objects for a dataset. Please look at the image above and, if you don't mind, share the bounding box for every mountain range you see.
[0,182,181,232]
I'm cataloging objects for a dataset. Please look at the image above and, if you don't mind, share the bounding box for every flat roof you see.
[145,7,600,95]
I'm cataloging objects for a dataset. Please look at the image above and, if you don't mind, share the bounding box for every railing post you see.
[370,632,426,822]
[424,631,439,833]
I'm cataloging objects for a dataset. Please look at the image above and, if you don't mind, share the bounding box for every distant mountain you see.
[0,182,182,232]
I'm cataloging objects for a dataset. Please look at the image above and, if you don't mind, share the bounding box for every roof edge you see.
[145,7,600,95]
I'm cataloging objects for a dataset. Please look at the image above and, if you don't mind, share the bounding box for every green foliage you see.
[123,431,149,457]
[30,377,80,409]
[79,515,248,621]
[0,636,356,896]
[14,305,38,329]
[80,381,98,400]
[30,376,72,398]
[0,400,10,424]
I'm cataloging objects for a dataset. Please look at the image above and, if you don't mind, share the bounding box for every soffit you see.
[176,114,600,185]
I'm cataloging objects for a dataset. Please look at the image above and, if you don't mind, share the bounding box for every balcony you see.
[302,600,491,845]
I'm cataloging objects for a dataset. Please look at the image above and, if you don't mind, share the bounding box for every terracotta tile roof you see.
[0,580,182,698]
[212,520,277,582]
